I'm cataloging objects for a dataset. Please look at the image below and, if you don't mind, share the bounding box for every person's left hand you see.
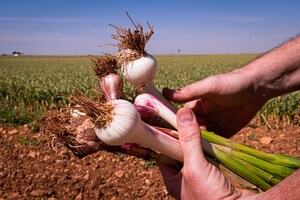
[158,107,255,199]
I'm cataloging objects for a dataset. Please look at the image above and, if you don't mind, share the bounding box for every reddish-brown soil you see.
[0,123,299,199]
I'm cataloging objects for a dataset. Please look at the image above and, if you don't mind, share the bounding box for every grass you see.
[0,55,299,126]
[19,138,39,145]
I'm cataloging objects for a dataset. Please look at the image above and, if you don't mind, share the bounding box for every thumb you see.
[176,108,206,164]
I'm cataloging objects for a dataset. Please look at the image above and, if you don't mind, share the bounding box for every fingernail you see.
[178,109,194,123]
[174,88,182,94]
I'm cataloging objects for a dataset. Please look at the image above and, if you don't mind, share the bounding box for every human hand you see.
[163,69,266,137]
[159,107,255,199]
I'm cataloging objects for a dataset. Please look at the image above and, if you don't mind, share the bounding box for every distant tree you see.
[12,51,22,56]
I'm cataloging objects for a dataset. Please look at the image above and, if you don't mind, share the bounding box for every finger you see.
[158,163,182,199]
[184,99,205,115]
[158,162,180,178]
[176,108,206,164]
[185,100,207,129]
[196,116,207,130]
[162,77,218,103]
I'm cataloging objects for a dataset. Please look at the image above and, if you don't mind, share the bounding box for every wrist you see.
[244,60,274,105]
[234,63,269,107]
[247,36,300,102]
[248,56,300,103]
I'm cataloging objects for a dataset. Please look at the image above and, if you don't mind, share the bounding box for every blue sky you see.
[0,0,299,55]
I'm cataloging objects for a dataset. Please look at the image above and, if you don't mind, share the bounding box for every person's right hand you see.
[163,36,300,138]
[163,68,266,138]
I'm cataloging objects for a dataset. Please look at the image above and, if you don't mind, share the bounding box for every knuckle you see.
[178,125,200,142]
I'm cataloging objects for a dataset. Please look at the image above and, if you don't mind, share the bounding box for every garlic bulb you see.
[94,99,183,162]
[111,19,177,112]
[121,53,157,87]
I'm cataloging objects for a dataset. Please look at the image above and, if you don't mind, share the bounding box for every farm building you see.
[12,51,23,56]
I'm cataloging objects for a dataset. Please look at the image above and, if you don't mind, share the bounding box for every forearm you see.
[244,36,300,102]
[255,169,300,200]
[237,37,300,199]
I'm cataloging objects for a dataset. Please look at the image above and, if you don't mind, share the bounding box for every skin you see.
[160,36,300,199]
[160,108,300,200]
[163,36,300,138]
[159,108,255,200]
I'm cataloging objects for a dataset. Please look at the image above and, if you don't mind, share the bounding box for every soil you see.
[0,123,299,200]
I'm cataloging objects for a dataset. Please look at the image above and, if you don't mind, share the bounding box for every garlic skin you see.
[121,53,157,87]
[133,93,216,162]
[71,106,87,117]
[94,99,183,162]
[134,93,177,127]
[94,99,142,145]
[99,73,122,101]
[121,53,178,112]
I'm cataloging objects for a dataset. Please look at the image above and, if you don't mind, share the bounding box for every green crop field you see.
[0,55,299,126]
